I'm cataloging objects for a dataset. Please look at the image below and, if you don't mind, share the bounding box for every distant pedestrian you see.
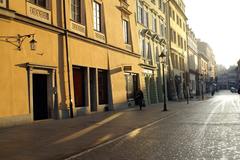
[211,89,215,96]
[211,84,216,96]
[135,89,144,110]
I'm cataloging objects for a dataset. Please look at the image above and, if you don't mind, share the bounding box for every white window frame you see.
[137,5,143,24]
[143,10,149,27]
[152,15,157,32]
[123,19,130,44]
[93,1,101,32]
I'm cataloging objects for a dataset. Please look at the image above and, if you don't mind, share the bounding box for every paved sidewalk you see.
[0,101,201,160]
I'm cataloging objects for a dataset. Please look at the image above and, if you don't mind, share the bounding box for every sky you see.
[184,0,240,69]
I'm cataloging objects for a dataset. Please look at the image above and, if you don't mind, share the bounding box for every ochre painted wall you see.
[0,20,59,117]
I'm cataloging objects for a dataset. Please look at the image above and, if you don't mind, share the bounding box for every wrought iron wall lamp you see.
[0,34,37,51]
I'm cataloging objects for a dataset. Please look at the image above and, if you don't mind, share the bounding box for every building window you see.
[143,10,149,27]
[98,69,108,105]
[180,37,183,49]
[151,0,156,4]
[93,1,101,32]
[29,0,48,8]
[159,0,163,11]
[137,5,143,24]
[71,0,81,23]
[175,54,178,69]
[156,46,160,63]
[184,40,187,51]
[172,10,175,21]
[152,15,157,32]
[123,20,130,44]
[173,31,176,44]
[141,39,144,57]
[171,52,175,68]
[176,15,179,25]
[160,21,165,37]
[147,43,153,65]
[177,35,180,47]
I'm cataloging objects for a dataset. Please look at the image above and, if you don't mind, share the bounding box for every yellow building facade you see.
[0,0,143,127]
[136,0,167,105]
[167,0,187,100]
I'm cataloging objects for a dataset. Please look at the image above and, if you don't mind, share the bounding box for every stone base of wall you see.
[0,114,32,128]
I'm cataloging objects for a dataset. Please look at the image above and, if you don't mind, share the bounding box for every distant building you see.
[217,65,238,90]
[227,66,238,89]
[217,65,228,89]
[238,60,240,87]
[217,73,228,89]
[167,0,188,100]
[197,40,217,93]
[187,27,198,97]
[136,0,167,105]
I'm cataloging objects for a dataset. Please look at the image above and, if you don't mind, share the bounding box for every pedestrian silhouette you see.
[135,89,144,110]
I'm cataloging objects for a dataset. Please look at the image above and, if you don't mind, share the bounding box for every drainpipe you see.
[63,0,73,118]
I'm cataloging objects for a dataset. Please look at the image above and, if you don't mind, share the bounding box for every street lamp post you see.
[200,74,204,100]
[160,50,167,111]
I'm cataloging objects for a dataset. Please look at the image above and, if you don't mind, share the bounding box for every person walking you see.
[135,89,144,110]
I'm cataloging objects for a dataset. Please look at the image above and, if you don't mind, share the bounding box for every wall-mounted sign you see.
[123,65,132,71]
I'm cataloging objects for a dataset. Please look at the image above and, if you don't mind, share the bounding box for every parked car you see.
[230,87,237,93]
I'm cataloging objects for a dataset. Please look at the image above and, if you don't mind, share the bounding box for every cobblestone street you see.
[69,91,240,160]
[1,91,240,160]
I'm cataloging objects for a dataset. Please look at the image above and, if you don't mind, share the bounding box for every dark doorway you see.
[33,74,48,120]
[98,69,108,105]
[73,67,86,107]
[125,73,139,100]
[90,68,97,112]
[125,74,134,100]
[132,74,139,98]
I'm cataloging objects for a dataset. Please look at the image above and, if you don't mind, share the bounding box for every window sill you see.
[70,20,86,36]
[26,2,51,24]
[94,31,106,43]
[125,44,132,51]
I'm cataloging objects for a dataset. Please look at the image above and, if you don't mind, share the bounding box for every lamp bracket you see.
[0,34,35,51]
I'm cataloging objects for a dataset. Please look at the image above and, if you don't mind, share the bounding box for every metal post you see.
[162,63,167,111]
[201,82,204,100]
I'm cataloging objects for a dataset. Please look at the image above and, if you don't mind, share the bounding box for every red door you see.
[73,67,85,107]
